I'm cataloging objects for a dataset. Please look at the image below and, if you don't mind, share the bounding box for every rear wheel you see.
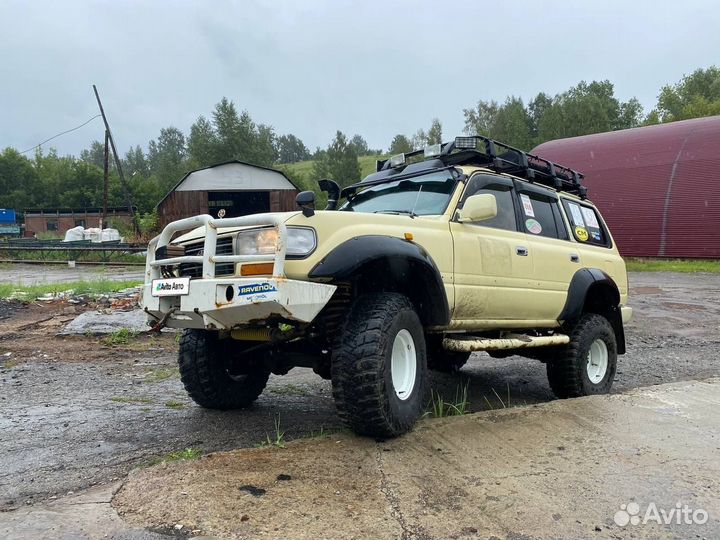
[331,293,428,438]
[178,329,270,409]
[546,313,617,398]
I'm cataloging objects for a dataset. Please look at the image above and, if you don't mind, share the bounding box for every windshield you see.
[340,171,457,215]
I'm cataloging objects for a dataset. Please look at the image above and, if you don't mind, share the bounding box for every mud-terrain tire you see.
[331,293,428,438]
[546,313,617,399]
[178,329,270,409]
[426,336,470,372]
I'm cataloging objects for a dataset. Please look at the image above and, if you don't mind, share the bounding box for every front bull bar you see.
[145,213,288,282]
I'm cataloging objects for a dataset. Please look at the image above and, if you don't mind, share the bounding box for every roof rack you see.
[374,136,587,198]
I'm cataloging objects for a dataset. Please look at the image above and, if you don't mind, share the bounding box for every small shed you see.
[532,116,720,258]
[156,161,300,228]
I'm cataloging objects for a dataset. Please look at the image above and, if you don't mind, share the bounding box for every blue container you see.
[0,209,16,224]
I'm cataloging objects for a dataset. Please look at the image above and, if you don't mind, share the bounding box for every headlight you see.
[236,227,316,257]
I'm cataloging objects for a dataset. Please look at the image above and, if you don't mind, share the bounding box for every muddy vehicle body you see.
[142,136,632,437]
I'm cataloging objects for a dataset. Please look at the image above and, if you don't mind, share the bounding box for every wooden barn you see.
[156,160,300,228]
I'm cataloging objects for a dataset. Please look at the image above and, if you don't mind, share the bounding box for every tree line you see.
[0,66,718,218]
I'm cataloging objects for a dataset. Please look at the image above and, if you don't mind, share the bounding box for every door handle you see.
[516,246,529,256]
[570,253,580,263]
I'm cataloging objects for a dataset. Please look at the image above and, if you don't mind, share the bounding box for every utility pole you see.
[92,84,140,235]
[102,129,109,225]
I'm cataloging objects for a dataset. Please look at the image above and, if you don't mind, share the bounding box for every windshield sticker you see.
[525,218,542,235]
[575,226,589,242]
[568,203,585,227]
[591,230,602,241]
[581,207,600,229]
[520,194,535,217]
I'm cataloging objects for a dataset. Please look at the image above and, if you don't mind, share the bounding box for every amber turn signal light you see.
[240,262,274,276]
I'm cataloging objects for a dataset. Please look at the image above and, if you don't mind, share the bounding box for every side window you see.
[460,175,517,231]
[562,200,609,247]
[516,190,567,240]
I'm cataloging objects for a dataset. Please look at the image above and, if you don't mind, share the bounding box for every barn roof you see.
[532,116,720,258]
[157,160,300,208]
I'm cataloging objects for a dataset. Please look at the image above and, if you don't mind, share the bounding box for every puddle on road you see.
[631,286,663,295]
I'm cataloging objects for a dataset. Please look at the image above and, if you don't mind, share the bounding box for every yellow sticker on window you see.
[575,226,589,242]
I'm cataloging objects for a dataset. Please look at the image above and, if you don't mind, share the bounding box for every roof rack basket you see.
[376,135,587,198]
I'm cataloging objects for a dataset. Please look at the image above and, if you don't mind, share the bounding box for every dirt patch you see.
[115,438,399,539]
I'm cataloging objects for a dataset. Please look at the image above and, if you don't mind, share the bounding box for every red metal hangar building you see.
[532,115,720,258]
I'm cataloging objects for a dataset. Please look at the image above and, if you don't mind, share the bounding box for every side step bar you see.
[443,333,569,352]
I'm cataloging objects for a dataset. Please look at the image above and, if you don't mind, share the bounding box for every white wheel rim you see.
[391,329,417,401]
[586,338,609,384]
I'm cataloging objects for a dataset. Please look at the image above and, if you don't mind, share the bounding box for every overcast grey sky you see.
[1,0,719,157]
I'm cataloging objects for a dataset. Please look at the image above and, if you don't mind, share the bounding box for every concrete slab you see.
[112,377,720,540]
[58,309,151,334]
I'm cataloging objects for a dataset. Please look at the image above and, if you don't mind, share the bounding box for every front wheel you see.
[331,293,428,438]
[546,313,617,398]
[178,329,270,409]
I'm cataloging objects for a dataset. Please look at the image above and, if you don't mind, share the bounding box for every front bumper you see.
[142,278,337,330]
[621,305,633,324]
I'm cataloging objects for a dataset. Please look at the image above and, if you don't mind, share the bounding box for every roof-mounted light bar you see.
[423,144,442,158]
[389,153,406,167]
[454,136,477,149]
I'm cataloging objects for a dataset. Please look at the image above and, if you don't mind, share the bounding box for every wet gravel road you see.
[1,263,144,286]
[1,271,719,509]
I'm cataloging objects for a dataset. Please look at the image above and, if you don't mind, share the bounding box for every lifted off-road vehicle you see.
[142,136,632,438]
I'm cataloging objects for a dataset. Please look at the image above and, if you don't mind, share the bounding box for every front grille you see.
[178,237,235,278]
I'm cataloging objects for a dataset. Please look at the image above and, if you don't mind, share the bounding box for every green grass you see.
[0,279,142,300]
[424,383,470,418]
[164,399,185,409]
[101,328,139,346]
[110,396,153,404]
[144,367,179,383]
[625,258,720,273]
[1,357,20,369]
[261,414,286,449]
[281,154,388,186]
[149,447,203,466]
[0,251,145,264]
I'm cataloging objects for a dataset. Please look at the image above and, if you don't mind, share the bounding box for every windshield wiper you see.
[373,210,417,218]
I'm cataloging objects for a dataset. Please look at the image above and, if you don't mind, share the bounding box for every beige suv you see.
[142,136,632,438]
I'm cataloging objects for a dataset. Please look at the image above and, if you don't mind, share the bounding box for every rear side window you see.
[516,191,568,240]
[562,200,609,247]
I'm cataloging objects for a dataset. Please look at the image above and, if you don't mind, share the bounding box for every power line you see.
[19,114,102,154]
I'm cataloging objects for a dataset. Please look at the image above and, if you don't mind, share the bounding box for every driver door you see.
[449,174,535,325]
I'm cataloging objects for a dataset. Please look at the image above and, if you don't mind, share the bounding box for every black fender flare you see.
[309,235,450,326]
[559,268,625,354]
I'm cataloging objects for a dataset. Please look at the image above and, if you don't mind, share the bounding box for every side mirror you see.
[457,193,497,222]
[296,190,316,217]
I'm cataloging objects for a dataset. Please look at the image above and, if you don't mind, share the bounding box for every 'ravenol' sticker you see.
[575,227,589,242]
[238,282,278,296]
